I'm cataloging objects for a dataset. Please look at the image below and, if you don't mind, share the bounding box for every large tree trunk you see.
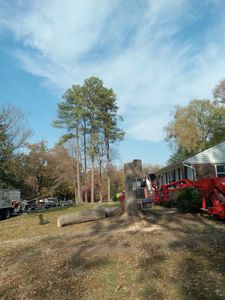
[98,155,103,202]
[124,159,142,216]
[57,209,106,227]
[90,125,95,203]
[73,174,77,205]
[91,158,94,203]
[107,177,111,202]
[91,141,95,203]
[76,130,81,204]
[106,140,111,202]
[83,119,88,203]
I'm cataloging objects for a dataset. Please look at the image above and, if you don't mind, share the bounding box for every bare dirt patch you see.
[0,207,225,299]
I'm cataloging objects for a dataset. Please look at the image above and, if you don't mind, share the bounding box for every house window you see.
[216,165,225,177]
[172,170,175,181]
[168,172,173,183]
[185,167,194,180]
[175,168,182,180]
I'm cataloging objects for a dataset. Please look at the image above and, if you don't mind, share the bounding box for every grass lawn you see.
[0,204,225,299]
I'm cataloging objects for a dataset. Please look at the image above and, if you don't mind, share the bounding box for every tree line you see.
[1,76,225,199]
[0,77,125,202]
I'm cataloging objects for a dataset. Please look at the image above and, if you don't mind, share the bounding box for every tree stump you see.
[124,159,143,216]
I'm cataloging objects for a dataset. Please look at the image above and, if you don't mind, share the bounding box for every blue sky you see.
[1,0,225,166]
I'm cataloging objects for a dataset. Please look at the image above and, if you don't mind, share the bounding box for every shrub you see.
[172,187,202,213]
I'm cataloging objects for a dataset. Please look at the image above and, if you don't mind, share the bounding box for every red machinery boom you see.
[155,177,225,219]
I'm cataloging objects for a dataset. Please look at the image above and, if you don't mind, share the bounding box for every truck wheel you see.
[212,214,220,221]
[4,209,11,219]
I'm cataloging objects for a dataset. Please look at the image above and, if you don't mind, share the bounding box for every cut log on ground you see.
[94,205,121,217]
[57,209,106,227]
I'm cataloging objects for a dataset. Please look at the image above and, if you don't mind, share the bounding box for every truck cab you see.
[0,189,21,219]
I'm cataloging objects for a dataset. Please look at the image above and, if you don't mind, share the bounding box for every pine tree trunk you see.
[73,176,77,205]
[106,140,111,202]
[91,156,94,203]
[99,156,103,202]
[90,132,95,203]
[83,120,88,203]
[99,189,103,202]
[76,129,81,204]
[90,122,96,203]
[107,177,110,202]
[84,175,88,203]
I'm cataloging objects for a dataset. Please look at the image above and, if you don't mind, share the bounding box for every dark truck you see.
[0,189,21,219]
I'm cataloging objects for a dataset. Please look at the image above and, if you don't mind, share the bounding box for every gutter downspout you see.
[182,162,197,181]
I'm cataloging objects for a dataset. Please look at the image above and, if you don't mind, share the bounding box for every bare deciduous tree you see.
[0,103,32,151]
[213,78,225,104]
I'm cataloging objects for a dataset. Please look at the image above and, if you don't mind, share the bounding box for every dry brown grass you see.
[0,205,225,299]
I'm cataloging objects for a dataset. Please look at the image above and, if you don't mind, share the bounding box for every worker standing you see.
[117,191,126,214]
[144,173,157,205]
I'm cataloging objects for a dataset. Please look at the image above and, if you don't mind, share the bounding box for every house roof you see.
[155,141,225,175]
[155,161,183,175]
[184,141,225,164]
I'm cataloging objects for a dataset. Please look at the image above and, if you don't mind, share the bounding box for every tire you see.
[212,214,220,221]
[4,209,11,219]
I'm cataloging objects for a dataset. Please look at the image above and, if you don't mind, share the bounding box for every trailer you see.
[0,189,21,219]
